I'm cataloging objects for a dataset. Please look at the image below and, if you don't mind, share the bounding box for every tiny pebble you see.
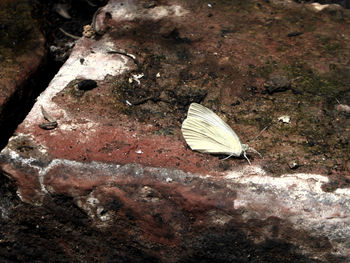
[336,104,350,113]
[288,161,299,169]
[278,115,291,123]
[166,177,173,183]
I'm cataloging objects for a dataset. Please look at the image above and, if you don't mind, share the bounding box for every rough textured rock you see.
[1,0,350,262]
[0,0,46,149]
[265,74,291,94]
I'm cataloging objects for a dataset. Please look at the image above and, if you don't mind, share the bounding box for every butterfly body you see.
[182,103,251,163]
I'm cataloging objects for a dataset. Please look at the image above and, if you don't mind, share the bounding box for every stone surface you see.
[265,74,291,94]
[2,0,350,262]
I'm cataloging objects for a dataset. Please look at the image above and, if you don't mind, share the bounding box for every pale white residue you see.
[1,147,122,204]
[336,104,350,113]
[75,192,111,225]
[308,3,341,12]
[41,159,121,178]
[226,171,328,195]
[125,100,132,106]
[7,148,20,160]
[226,169,350,256]
[5,134,48,165]
[278,115,291,123]
[225,165,266,180]
[105,2,188,21]
[15,190,24,204]
[148,6,169,19]
[3,147,48,203]
[132,73,144,85]
[4,133,50,198]
[101,39,116,50]
[23,38,131,128]
[17,156,38,168]
[87,197,100,205]
[166,177,173,183]
[58,120,97,133]
[135,149,143,154]
[284,172,329,182]
[82,53,126,77]
[57,120,98,143]
[310,3,329,11]
[335,188,350,195]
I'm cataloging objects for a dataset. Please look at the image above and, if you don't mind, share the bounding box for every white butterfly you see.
[181,103,255,164]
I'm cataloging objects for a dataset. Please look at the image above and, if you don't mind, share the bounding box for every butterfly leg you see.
[243,151,251,165]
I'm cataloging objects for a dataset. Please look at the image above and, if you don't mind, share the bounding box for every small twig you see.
[86,0,97,7]
[107,49,141,70]
[91,7,104,35]
[41,106,56,123]
[129,96,158,105]
[39,122,58,130]
[287,31,303,37]
[91,7,101,30]
[59,27,80,40]
[39,106,58,130]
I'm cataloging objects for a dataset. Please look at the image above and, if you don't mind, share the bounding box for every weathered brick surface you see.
[1,0,350,261]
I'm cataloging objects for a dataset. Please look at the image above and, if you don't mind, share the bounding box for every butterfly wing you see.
[181,103,243,156]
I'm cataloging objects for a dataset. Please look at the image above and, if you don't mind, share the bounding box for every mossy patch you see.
[0,0,44,82]
[229,53,350,176]
[7,135,50,167]
[284,62,342,99]
[0,1,41,55]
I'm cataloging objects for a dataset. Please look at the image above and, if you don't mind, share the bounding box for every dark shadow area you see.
[0,57,62,151]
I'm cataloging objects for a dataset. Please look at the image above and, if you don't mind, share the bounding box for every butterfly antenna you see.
[251,125,270,141]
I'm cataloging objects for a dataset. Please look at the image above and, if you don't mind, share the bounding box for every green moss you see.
[283,9,307,24]
[256,60,278,79]
[283,62,340,99]
[110,77,131,115]
[316,34,331,45]
[316,34,344,55]
[0,0,44,82]
[324,42,342,53]
[282,7,319,31]
[0,1,39,54]
[275,43,292,53]
[328,9,346,23]
[241,56,350,172]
